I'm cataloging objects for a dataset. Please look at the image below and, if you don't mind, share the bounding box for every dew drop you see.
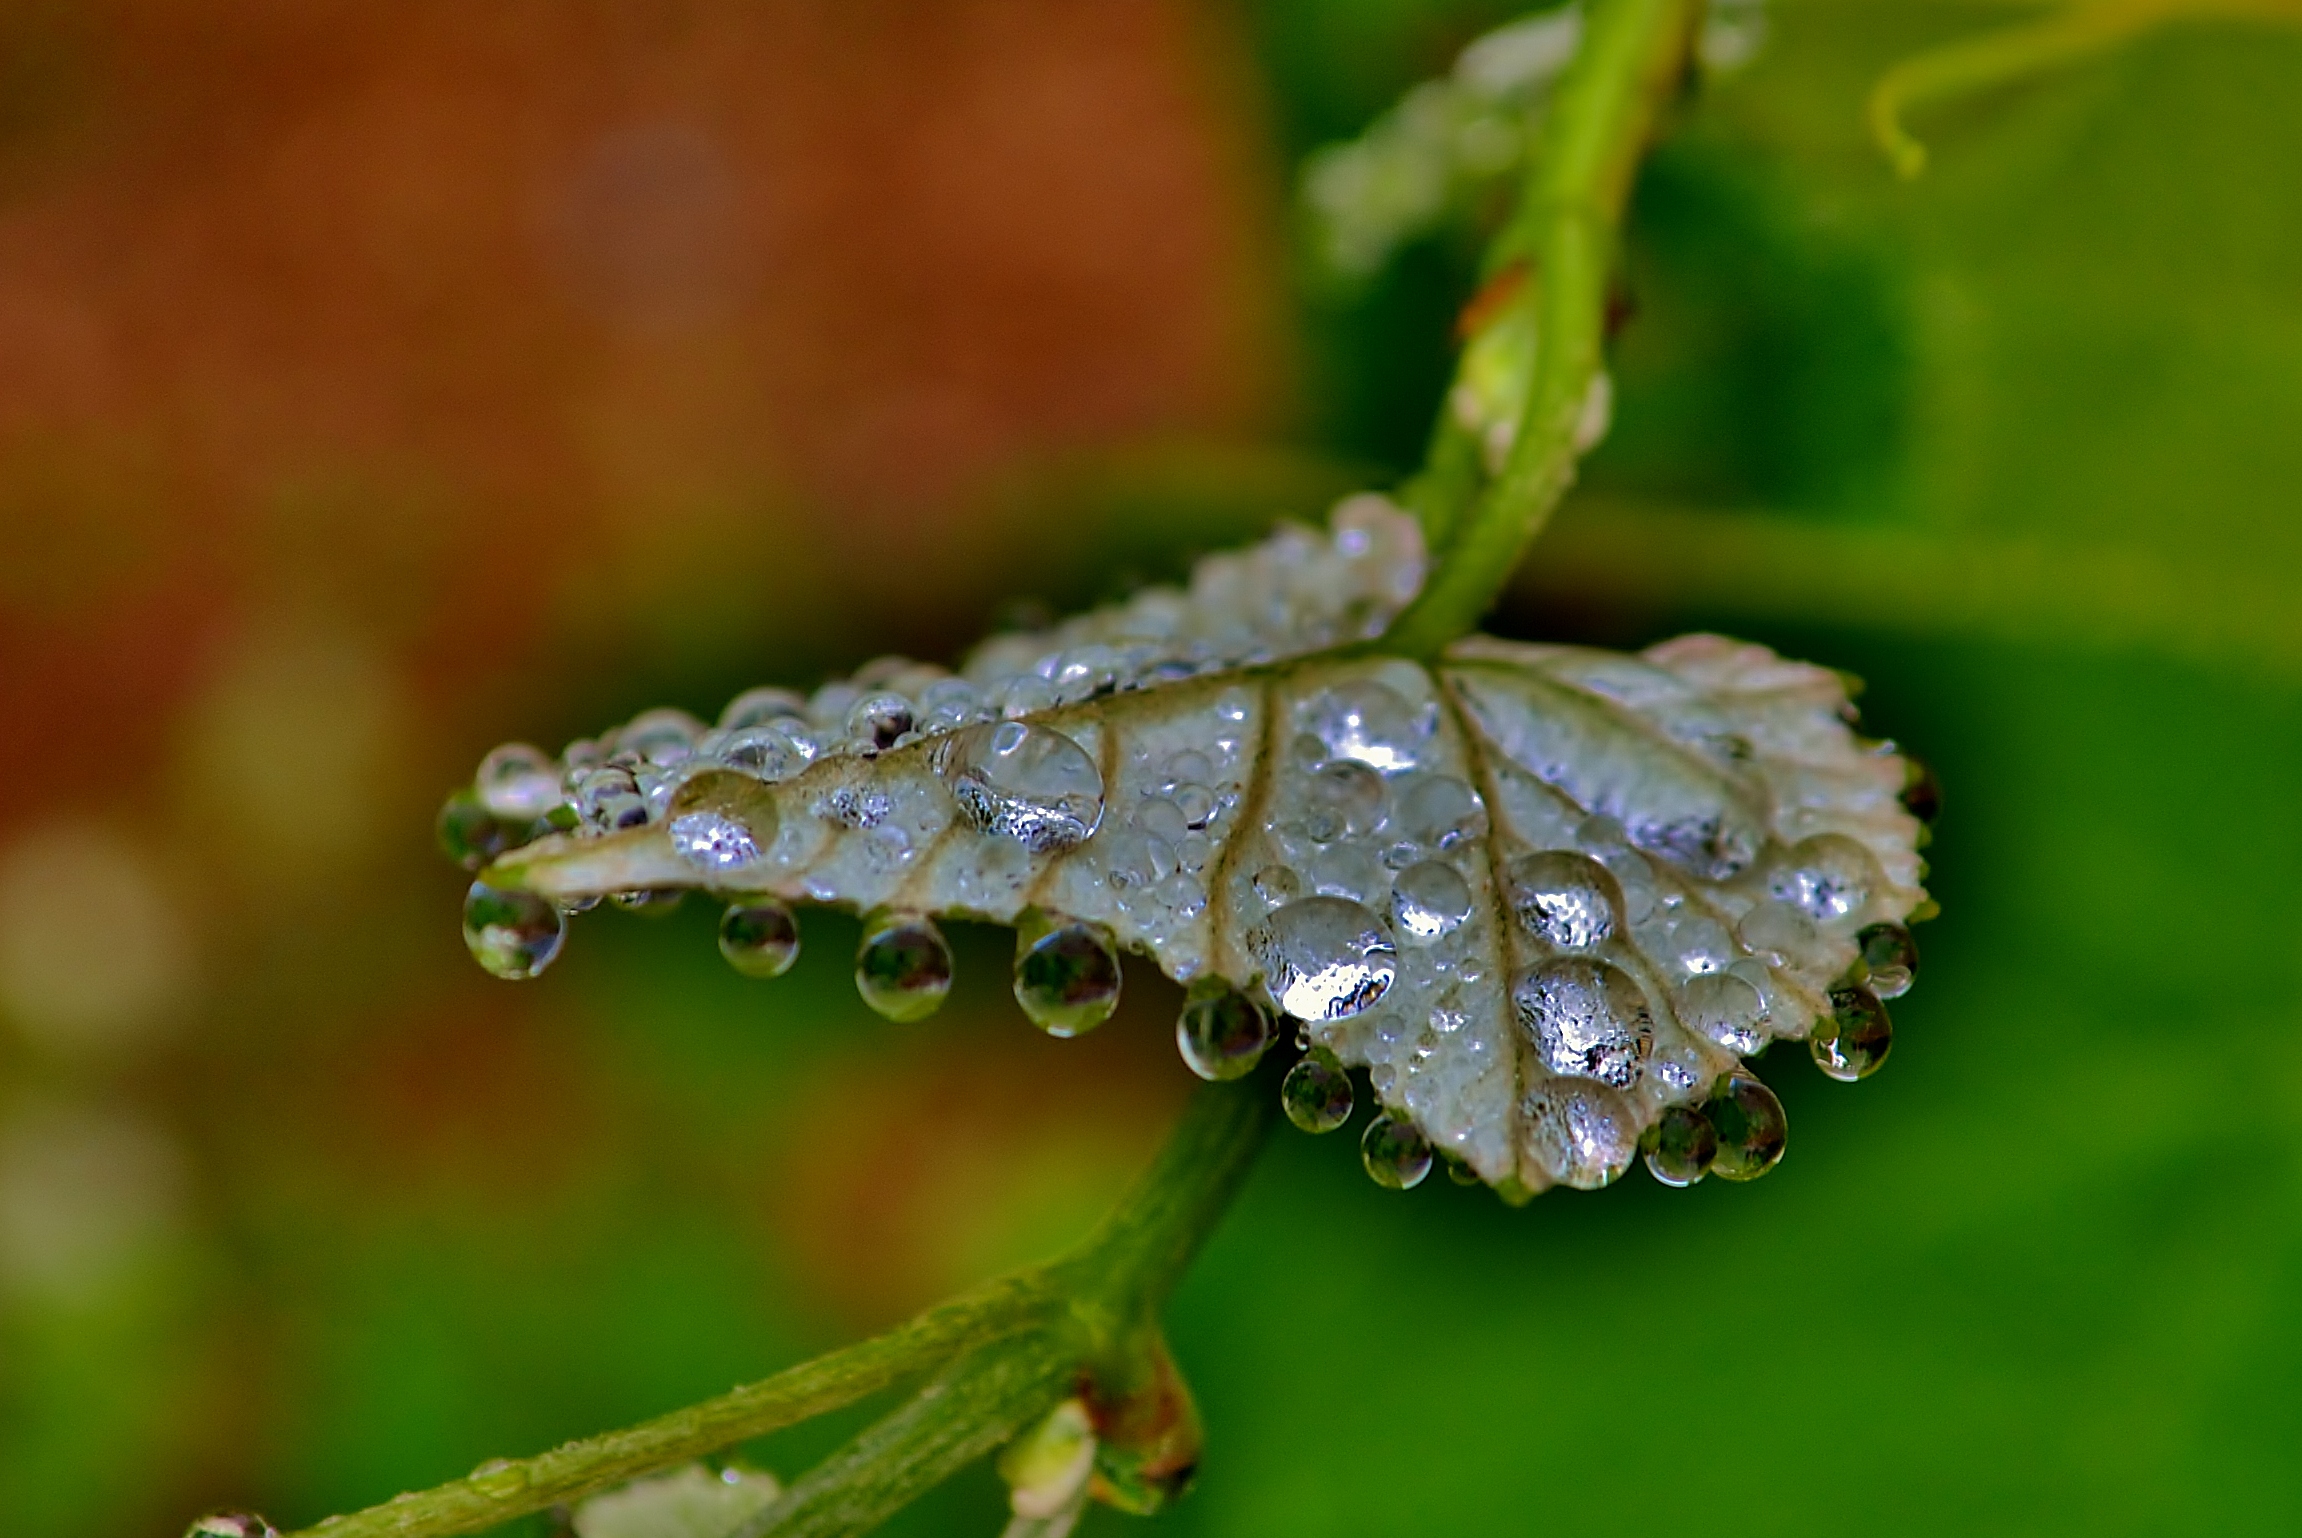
[855,912,953,1022]
[846,691,915,753]
[1511,958,1652,1088]
[616,708,703,767]
[1281,1051,1353,1133]
[715,725,811,781]
[1642,1104,1718,1187]
[1164,750,1213,788]
[1389,860,1471,941]
[1013,920,1122,1038]
[573,765,650,834]
[1676,971,1769,1054]
[462,882,565,980]
[1301,760,1384,842]
[1521,1079,1638,1190]
[1137,796,1188,844]
[187,1514,281,1538]
[1304,679,1426,772]
[1176,979,1274,1081]
[937,721,1106,853]
[1855,922,1919,999]
[719,901,800,979]
[1248,897,1397,1022]
[612,888,685,916]
[1361,1113,1432,1189]
[721,686,809,731]
[1396,774,1484,847]
[476,743,564,821]
[667,769,780,875]
[1738,899,1829,969]
[1501,851,1622,951]
[1706,1072,1787,1181]
[1251,865,1302,907]
[437,788,517,871]
[1813,986,1893,1081]
[1767,834,1882,924]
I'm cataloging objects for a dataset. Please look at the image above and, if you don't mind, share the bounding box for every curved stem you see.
[1377,0,1698,660]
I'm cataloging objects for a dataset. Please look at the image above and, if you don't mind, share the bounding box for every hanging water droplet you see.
[1501,850,1622,951]
[612,888,685,916]
[187,1514,281,1538]
[1360,1113,1432,1189]
[1900,755,1942,824]
[1855,922,1918,998]
[1521,1079,1638,1190]
[1389,860,1471,941]
[854,911,953,1022]
[1767,834,1882,924]
[1395,774,1484,847]
[1248,897,1397,1022]
[715,724,811,781]
[1813,986,1892,1081]
[616,708,704,766]
[1445,1158,1482,1187]
[666,770,781,875]
[1300,760,1384,842]
[1705,1072,1787,1180]
[721,686,809,731]
[1281,1051,1353,1132]
[937,721,1105,852]
[1642,1104,1718,1187]
[1013,919,1122,1038]
[437,788,517,871]
[1676,971,1769,1054]
[476,742,564,820]
[846,691,915,753]
[1176,980,1272,1081]
[462,882,565,980]
[719,901,800,979]
[1304,679,1426,771]
[1511,958,1653,1088]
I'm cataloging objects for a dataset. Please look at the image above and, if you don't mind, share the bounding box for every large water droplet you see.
[1360,1113,1432,1188]
[715,725,811,781]
[1013,920,1122,1038]
[437,788,517,871]
[1249,897,1397,1022]
[667,769,780,875]
[1501,851,1622,951]
[855,912,952,1022]
[188,1515,281,1538]
[1281,1051,1353,1132]
[1521,1079,1638,1189]
[1813,986,1892,1081]
[937,721,1105,852]
[1390,860,1471,941]
[1706,1072,1787,1180]
[1304,679,1426,772]
[719,901,800,979]
[1176,979,1273,1081]
[1767,834,1882,924]
[1676,971,1768,1054]
[1642,1104,1718,1187]
[1511,958,1652,1088]
[462,882,565,980]
[1855,922,1918,998]
[476,742,564,820]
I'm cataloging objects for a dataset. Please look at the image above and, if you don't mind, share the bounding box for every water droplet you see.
[573,765,650,833]
[1396,774,1484,847]
[1281,1051,1353,1132]
[612,888,685,916]
[1360,1113,1432,1188]
[937,721,1105,852]
[462,882,565,980]
[1667,913,1738,976]
[1511,959,1652,1087]
[917,677,988,734]
[1445,1158,1482,1187]
[1813,987,1892,1081]
[1176,980,1272,1080]
[1901,756,1941,824]
[1301,760,1384,842]
[1855,922,1918,998]
[1676,971,1768,1054]
[1642,1104,1718,1187]
[469,1458,528,1497]
[846,691,915,753]
[1521,1079,1638,1189]
[854,912,953,1022]
[1304,679,1425,772]
[1164,750,1213,788]
[1137,796,1188,844]
[715,725,810,780]
[721,686,809,731]
[1738,899,1828,968]
[1013,920,1122,1038]
[1501,851,1622,951]
[187,1514,280,1538]
[1767,834,1882,924]
[1389,860,1471,941]
[616,708,703,766]
[1705,1072,1787,1181]
[719,901,800,979]
[1248,897,1397,1022]
[476,743,563,820]
[667,770,780,875]
[437,789,517,871]
[1251,865,1302,907]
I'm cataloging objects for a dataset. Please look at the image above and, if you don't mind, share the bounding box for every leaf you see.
[456,500,1930,1197]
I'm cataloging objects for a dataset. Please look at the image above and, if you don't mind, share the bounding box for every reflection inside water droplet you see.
[461,882,564,980]
[1502,850,1622,951]
[1281,1051,1353,1133]
[1813,986,1892,1081]
[938,721,1105,852]
[1522,1078,1637,1190]
[1706,1072,1787,1180]
[1304,679,1425,772]
[1855,922,1918,999]
[1360,1113,1432,1188]
[719,900,800,979]
[1642,1104,1718,1187]
[1512,958,1652,1088]
[1249,897,1397,1022]
[1176,979,1272,1081]
[476,743,562,821]
[1013,919,1122,1038]
[855,912,953,1022]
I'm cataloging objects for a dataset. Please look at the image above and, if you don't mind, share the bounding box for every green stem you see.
[1377,0,1699,660]
[280,1078,1275,1538]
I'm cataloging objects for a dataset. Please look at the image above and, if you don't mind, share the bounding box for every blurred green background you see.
[3,1,2299,1533]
